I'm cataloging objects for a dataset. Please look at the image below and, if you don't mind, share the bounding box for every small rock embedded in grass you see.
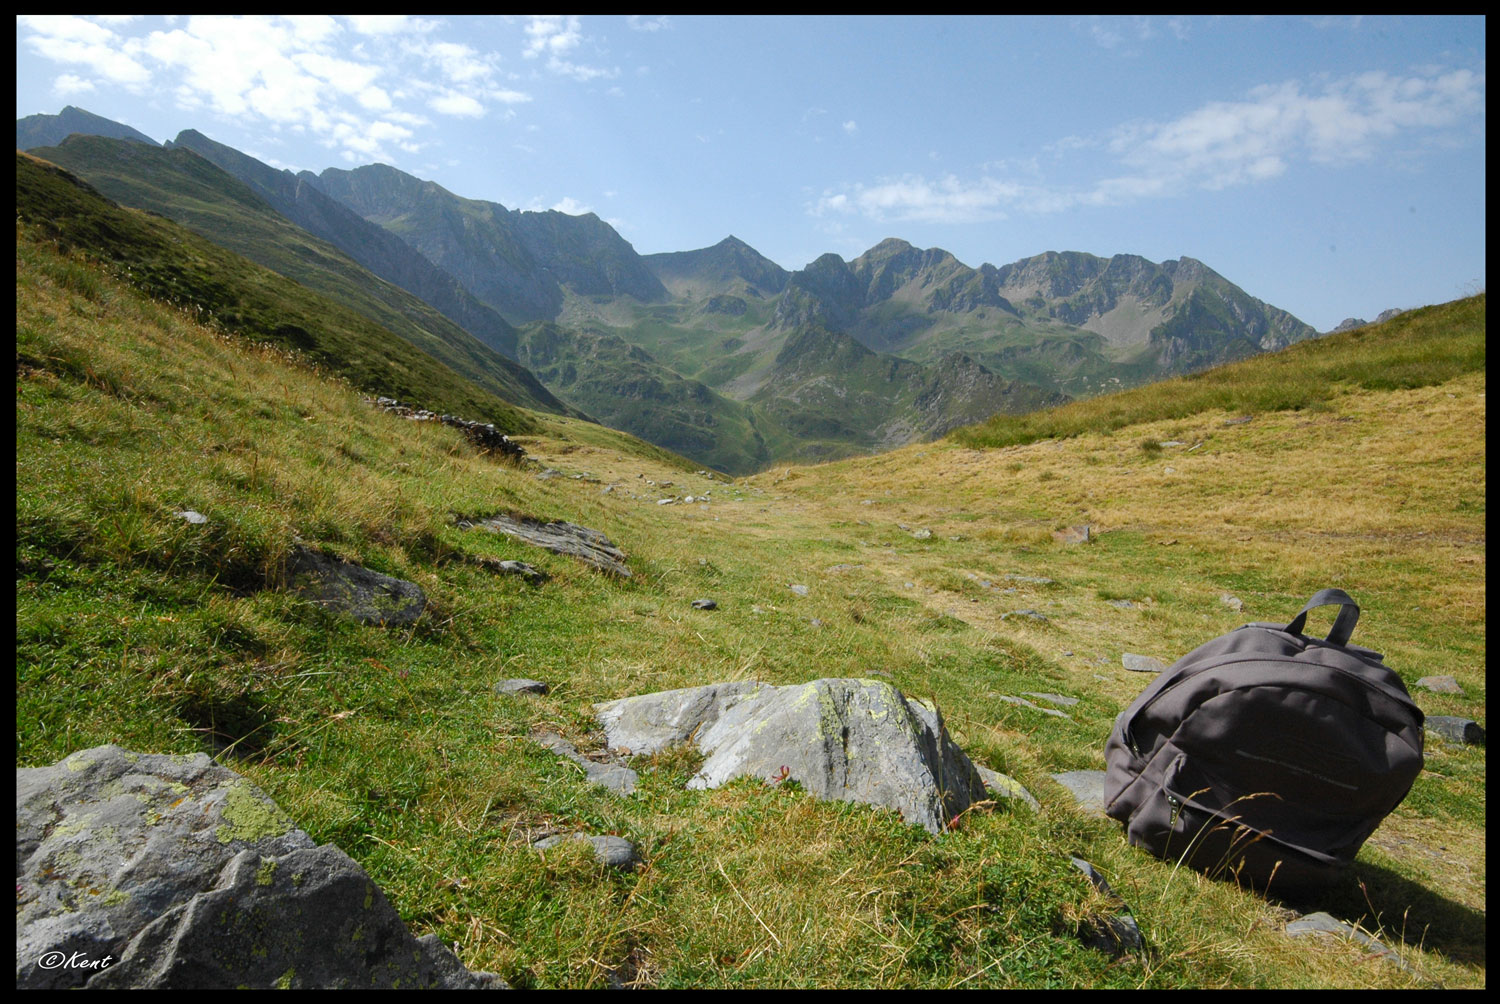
[288,546,426,626]
[1071,857,1145,958]
[1001,609,1048,623]
[494,679,549,695]
[1053,525,1091,544]
[691,598,717,610]
[532,833,640,871]
[789,584,809,596]
[997,695,1070,719]
[471,557,548,583]
[974,764,1040,810]
[1285,912,1416,974]
[1220,593,1244,612]
[174,510,208,524]
[1024,692,1079,707]
[1122,653,1168,673]
[1416,675,1463,694]
[1051,770,1108,816]
[1425,716,1485,745]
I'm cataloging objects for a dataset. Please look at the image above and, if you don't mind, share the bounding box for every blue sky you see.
[16,15,1486,331]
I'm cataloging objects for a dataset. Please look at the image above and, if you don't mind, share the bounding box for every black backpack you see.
[1103,589,1424,892]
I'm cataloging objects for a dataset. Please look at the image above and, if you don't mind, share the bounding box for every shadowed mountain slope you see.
[17,150,543,432]
[29,136,570,420]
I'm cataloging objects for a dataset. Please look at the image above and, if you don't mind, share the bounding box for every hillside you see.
[16,109,1334,477]
[16,151,543,432]
[27,136,570,420]
[16,180,1486,993]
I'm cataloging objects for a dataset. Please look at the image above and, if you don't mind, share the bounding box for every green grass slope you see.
[952,294,1487,449]
[17,152,545,433]
[26,136,570,420]
[16,218,1485,989]
[515,321,776,475]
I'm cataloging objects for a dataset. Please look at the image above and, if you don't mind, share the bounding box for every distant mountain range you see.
[16,106,1334,474]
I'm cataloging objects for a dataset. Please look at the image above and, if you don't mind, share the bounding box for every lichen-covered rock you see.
[288,546,426,626]
[594,678,987,833]
[16,745,501,989]
[458,514,630,578]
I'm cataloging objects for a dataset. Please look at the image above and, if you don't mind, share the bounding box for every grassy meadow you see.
[15,214,1486,988]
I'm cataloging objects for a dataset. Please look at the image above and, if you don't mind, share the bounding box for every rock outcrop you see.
[458,514,631,578]
[16,745,502,989]
[594,678,987,833]
[288,545,426,625]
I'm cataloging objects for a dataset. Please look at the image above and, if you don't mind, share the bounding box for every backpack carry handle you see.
[1284,588,1360,646]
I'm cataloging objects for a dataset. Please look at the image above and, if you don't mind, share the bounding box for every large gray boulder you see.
[16,745,501,989]
[594,679,987,833]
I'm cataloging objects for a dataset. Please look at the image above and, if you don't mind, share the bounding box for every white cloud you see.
[843,120,858,135]
[523,15,582,59]
[17,14,543,165]
[813,67,1486,223]
[551,196,593,215]
[522,15,617,81]
[429,91,486,117]
[814,174,1024,224]
[344,15,437,36]
[53,73,96,96]
[626,16,671,32]
[19,15,153,88]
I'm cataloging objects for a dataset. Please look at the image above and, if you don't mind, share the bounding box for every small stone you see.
[1071,858,1144,958]
[1023,692,1079,707]
[1001,609,1049,623]
[1223,415,1254,425]
[536,468,563,480]
[1285,912,1415,973]
[494,679,549,695]
[1053,525,1091,544]
[997,695,1069,719]
[789,584,809,596]
[911,528,932,540]
[1163,466,1176,474]
[174,510,208,524]
[1159,441,1186,447]
[1122,653,1168,673]
[1425,716,1485,745]
[1051,770,1108,817]
[1107,599,1135,609]
[1415,675,1462,694]
[1219,593,1244,612]
[691,599,718,610]
[975,765,1040,810]
[533,833,640,871]
[657,498,675,505]
[808,618,823,628]
[1006,574,1055,585]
